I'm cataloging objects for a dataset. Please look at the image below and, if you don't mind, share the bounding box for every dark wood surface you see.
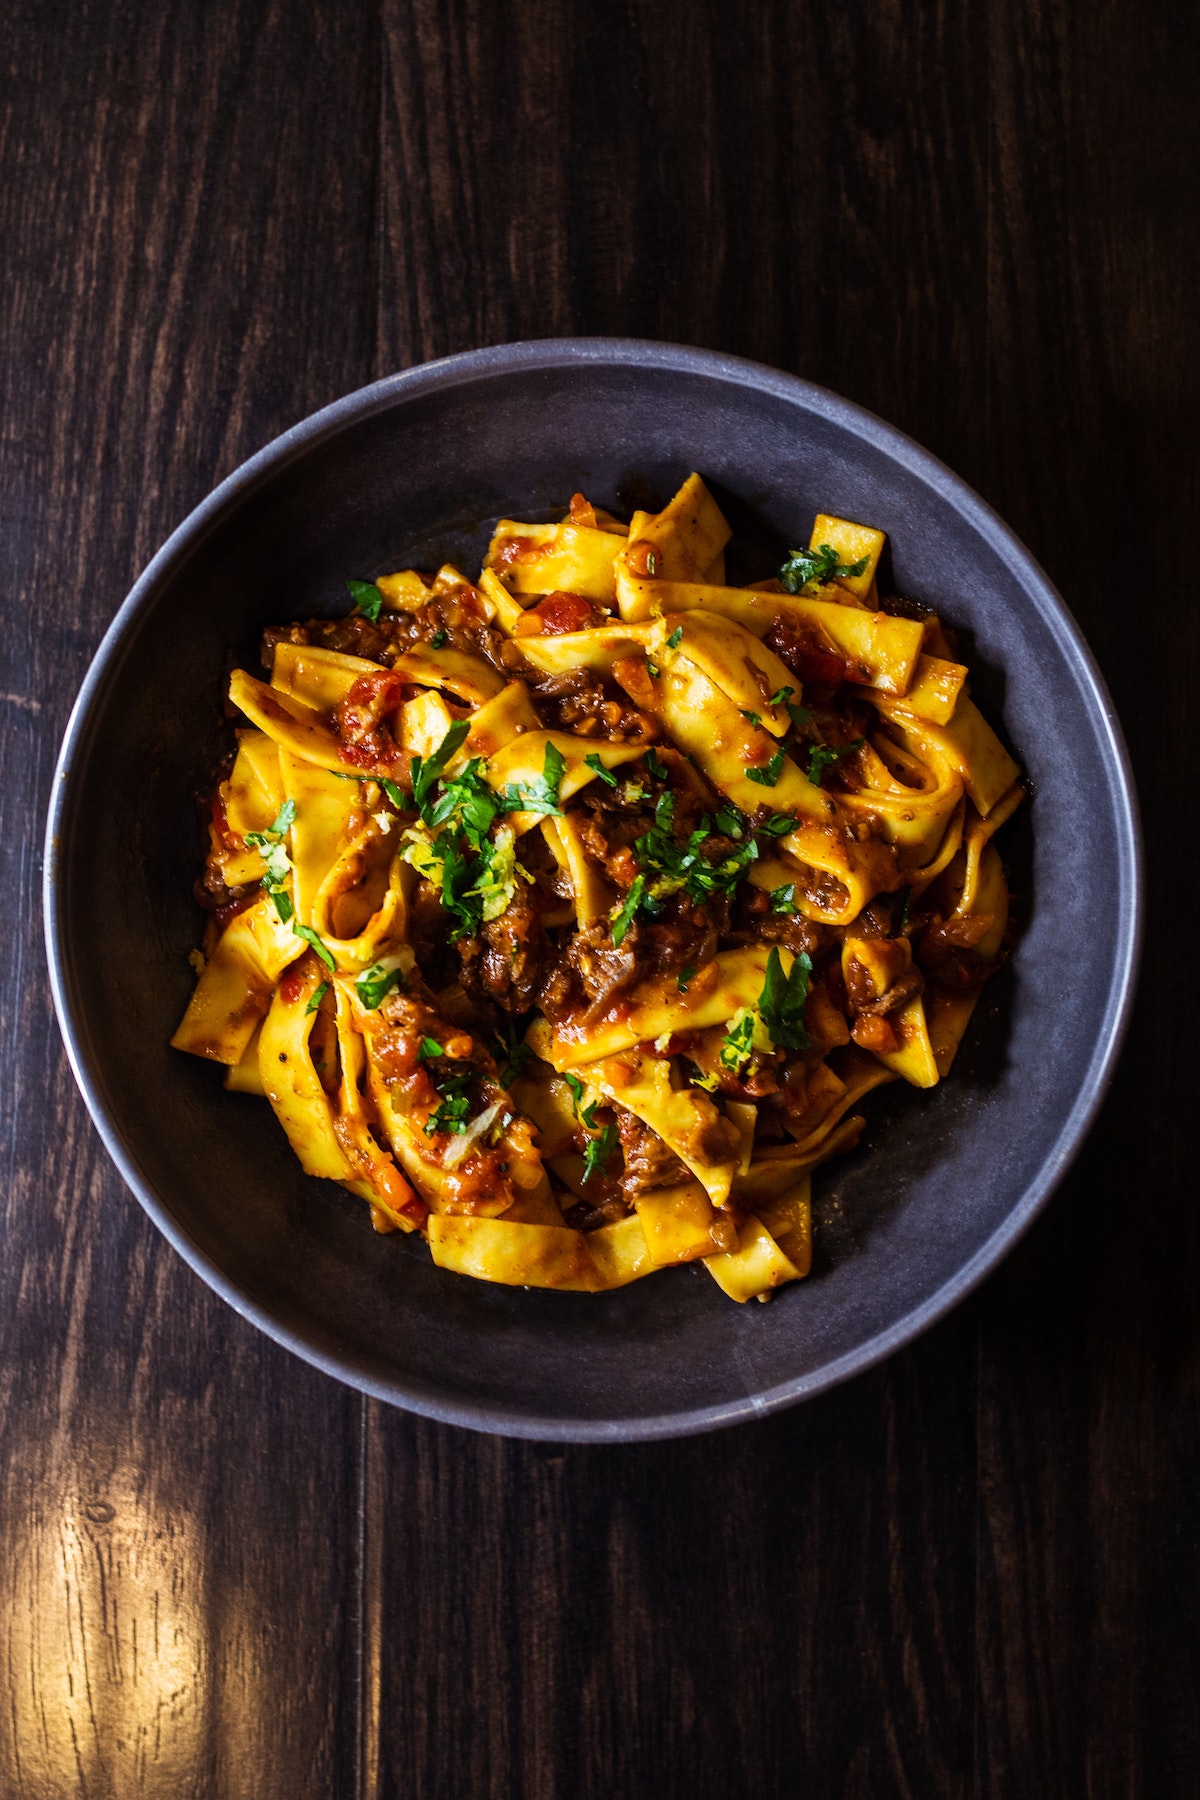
[2,1,1195,1793]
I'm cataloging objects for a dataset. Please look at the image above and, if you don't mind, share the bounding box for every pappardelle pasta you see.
[173,475,1022,1303]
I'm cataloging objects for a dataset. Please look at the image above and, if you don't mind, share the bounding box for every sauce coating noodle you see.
[173,477,1022,1302]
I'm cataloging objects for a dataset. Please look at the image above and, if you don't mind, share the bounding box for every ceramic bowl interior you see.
[45,341,1140,1440]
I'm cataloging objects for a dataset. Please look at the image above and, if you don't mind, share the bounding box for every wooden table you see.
[3,2,1195,1794]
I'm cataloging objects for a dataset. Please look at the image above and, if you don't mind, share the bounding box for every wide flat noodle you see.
[272,643,385,708]
[484,520,623,601]
[428,1216,603,1289]
[615,473,731,583]
[704,1216,802,1302]
[614,578,924,694]
[258,956,353,1181]
[634,1181,735,1265]
[171,891,300,1064]
[563,1047,739,1206]
[229,670,376,776]
[538,945,785,1068]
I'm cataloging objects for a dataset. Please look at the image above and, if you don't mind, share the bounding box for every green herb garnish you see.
[430,628,448,649]
[425,1071,475,1136]
[304,980,330,1015]
[778,544,869,594]
[747,748,785,788]
[770,684,812,729]
[355,957,406,1009]
[719,1009,759,1074]
[666,626,683,648]
[740,709,762,727]
[245,799,297,923]
[769,883,796,914]
[644,747,671,783]
[585,753,619,788]
[495,1019,533,1087]
[418,1036,443,1061]
[563,1073,585,1115]
[806,738,863,787]
[293,923,336,971]
[610,875,647,947]
[758,947,812,1050]
[411,721,471,819]
[347,578,382,623]
[677,964,696,991]
[581,1122,618,1183]
[500,741,566,819]
[381,777,407,808]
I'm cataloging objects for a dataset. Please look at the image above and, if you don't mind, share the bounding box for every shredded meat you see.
[262,586,507,675]
[518,665,660,741]
[616,1109,690,1197]
[568,917,643,1008]
[456,881,549,1013]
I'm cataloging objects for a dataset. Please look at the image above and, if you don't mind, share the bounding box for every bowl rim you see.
[43,336,1143,1442]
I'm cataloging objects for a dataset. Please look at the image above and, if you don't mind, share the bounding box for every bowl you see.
[44,339,1141,1441]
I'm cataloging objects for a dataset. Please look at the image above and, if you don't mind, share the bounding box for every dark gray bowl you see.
[44,340,1140,1441]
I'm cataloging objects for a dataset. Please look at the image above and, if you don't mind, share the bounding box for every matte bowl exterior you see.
[45,341,1140,1441]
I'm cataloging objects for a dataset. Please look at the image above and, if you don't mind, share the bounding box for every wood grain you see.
[0,2,379,1794]
[1,0,1197,1794]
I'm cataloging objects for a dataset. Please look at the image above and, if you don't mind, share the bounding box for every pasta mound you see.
[172,475,1022,1303]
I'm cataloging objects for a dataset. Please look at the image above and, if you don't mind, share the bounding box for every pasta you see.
[173,476,1022,1303]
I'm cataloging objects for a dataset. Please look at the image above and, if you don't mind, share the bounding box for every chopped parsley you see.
[500,741,566,819]
[746,748,785,787]
[245,799,297,923]
[400,723,542,939]
[495,1019,533,1087]
[769,883,796,914]
[417,1036,443,1061]
[293,923,336,971]
[719,1009,760,1074]
[666,626,683,648]
[304,979,330,1015]
[563,1072,585,1115]
[646,657,661,680]
[581,1121,618,1183]
[740,709,762,727]
[380,777,407,808]
[604,788,807,943]
[430,628,448,649]
[758,947,812,1050]
[411,721,471,818]
[584,753,619,788]
[778,544,869,594]
[425,1070,475,1136]
[769,684,811,729]
[356,956,406,1009]
[643,747,671,783]
[610,875,647,947]
[677,964,696,991]
[347,578,383,623]
[806,738,863,787]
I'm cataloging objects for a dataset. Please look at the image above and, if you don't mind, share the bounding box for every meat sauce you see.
[200,546,1009,1224]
